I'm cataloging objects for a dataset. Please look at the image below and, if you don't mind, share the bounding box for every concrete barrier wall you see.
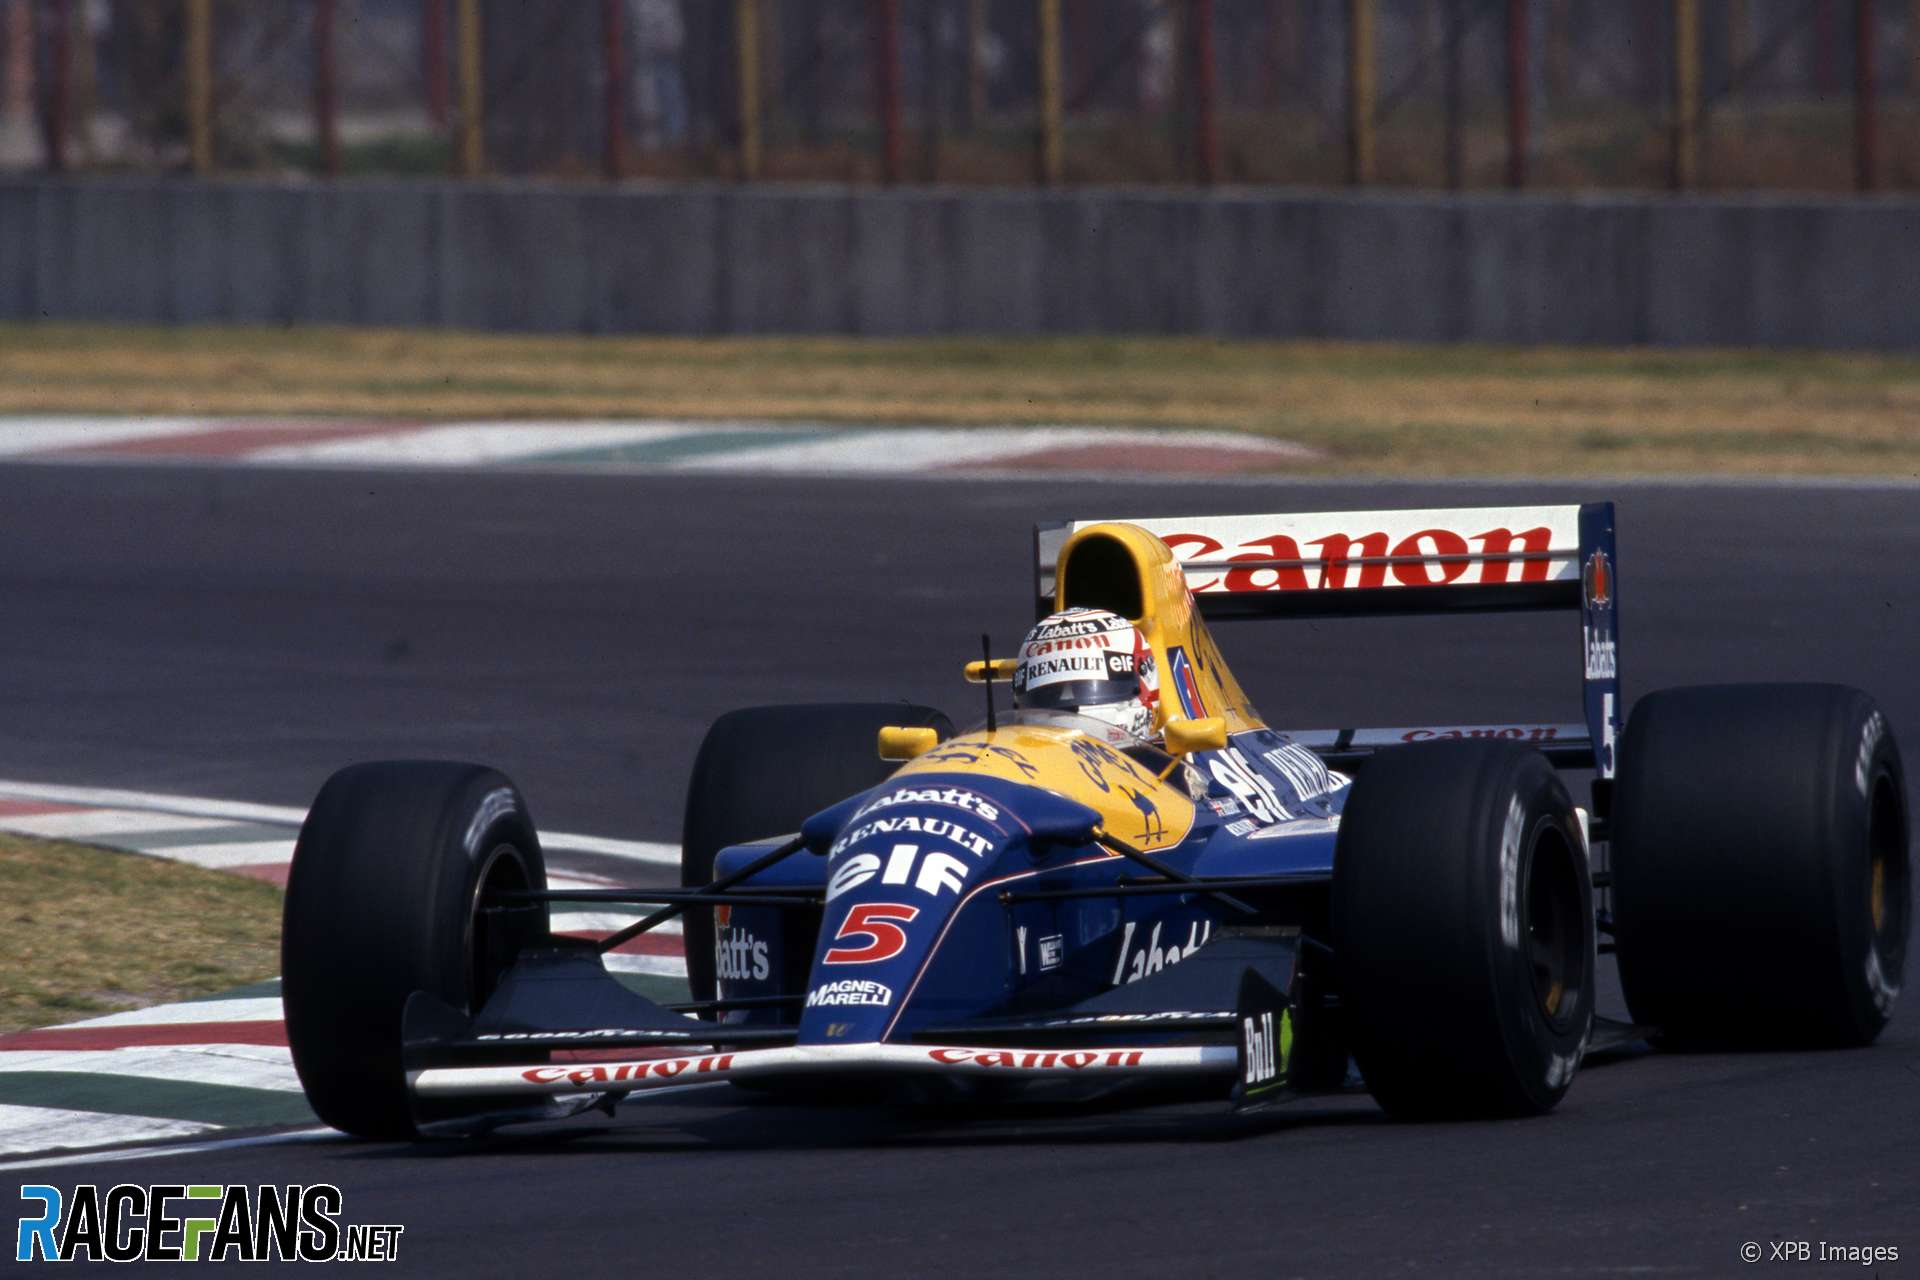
[3,178,1917,348]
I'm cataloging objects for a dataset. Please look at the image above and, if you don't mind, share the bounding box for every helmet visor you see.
[1019,675,1142,712]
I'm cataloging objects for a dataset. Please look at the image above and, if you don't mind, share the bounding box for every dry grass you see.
[0,833,282,1035]
[2,323,1918,476]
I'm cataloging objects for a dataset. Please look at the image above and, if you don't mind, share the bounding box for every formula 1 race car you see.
[280,503,1911,1139]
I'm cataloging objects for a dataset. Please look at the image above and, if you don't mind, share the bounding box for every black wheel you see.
[681,702,951,1006]
[282,761,547,1139]
[1611,684,1909,1049]
[1333,740,1594,1119]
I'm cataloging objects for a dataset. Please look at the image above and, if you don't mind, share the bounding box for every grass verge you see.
[0,833,282,1035]
[2,324,1919,476]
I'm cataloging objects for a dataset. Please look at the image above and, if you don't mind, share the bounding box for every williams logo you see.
[17,1183,404,1263]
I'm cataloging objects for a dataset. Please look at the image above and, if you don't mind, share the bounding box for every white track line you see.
[248,422,694,464]
[0,419,219,457]
[54,999,285,1029]
[550,910,686,937]
[544,833,679,863]
[681,426,1317,473]
[0,779,307,825]
[0,1104,217,1155]
[146,839,298,869]
[0,776,679,866]
[546,871,628,890]
[0,1125,339,1172]
[601,953,689,978]
[0,809,246,840]
[0,1045,299,1092]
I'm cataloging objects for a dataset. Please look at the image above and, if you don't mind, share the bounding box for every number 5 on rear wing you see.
[1034,502,1620,777]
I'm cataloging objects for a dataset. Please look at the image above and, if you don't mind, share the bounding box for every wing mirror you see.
[878,726,939,761]
[1164,716,1228,756]
[964,658,1018,683]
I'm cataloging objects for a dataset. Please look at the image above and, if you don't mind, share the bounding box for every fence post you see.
[1671,0,1698,189]
[1505,0,1527,187]
[42,0,68,172]
[1815,0,1839,94]
[736,0,761,179]
[3,1,28,123]
[314,0,339,176]
[1036,0,1062,184]
[71,0,97,161]
[1727,0,1750,88]
[423,0,448,128]
[1194,0,1218,183]
[1855,0,1877,189]
[919,0,941,179]
[965,0,985,131]
[455,0,481,175]
[1911,0,1919,96]
[186,0,212,174]
[1347,0,1373,184]
[874,0,903,183]
[1443,0,1463,187]
[602,0,625,178]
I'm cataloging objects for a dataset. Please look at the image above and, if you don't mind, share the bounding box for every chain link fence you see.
[1,0,1915,190]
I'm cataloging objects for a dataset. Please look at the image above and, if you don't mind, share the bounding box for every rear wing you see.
[1034,503,1620,777]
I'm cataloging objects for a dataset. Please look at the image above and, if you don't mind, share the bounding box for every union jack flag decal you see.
[1168,647,1207,718]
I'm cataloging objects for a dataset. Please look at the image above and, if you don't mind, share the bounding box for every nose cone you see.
[796,783,1021,1044]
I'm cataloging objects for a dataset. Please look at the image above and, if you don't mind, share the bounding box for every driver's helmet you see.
[1011,608,1160,740]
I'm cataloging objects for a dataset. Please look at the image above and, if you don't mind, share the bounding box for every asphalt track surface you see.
[3,462,1917,1276]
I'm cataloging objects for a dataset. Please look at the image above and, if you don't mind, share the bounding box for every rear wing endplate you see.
[1034,503,1620,776]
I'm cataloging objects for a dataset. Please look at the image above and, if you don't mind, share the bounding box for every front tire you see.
[681,702,952,1006]
[282,761,547,1139]
[1333,740,1594,1119]
[1611,684,1909,1048]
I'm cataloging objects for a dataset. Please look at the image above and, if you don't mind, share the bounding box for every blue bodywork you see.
[712,726,1346,1046]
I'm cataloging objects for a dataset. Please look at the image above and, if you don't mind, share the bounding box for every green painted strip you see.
[612,973,692,1005]
[185,974,688,1006]
[0,1074,315,1128]
[202,976,676,1010]
[182,979,281,1002]
[189,975,689,1007]
[120,824,296,850]
[528,427,836,466]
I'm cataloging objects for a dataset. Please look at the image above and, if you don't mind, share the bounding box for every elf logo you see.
[16,1184,403,1263]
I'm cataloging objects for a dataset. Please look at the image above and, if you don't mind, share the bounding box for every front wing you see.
[411,1042,1240,1100]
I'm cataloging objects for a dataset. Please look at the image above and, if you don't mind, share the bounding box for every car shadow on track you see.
[321,1041,1668,1162]
[328,1090,1394,1161]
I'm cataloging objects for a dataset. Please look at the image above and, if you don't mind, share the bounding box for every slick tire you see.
[1333,740,1594,1119]
[681,702,953,1007]
[1611,684,1909,1049]
[282,761,547,1140]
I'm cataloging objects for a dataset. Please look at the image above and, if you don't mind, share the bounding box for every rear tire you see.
[1333,740,1594,1119]
[681,702,952,1005]
[1611,684,1909,1048]
[282,761,547,1139]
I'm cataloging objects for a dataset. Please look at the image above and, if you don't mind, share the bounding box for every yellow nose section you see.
[894,724,1196,853]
